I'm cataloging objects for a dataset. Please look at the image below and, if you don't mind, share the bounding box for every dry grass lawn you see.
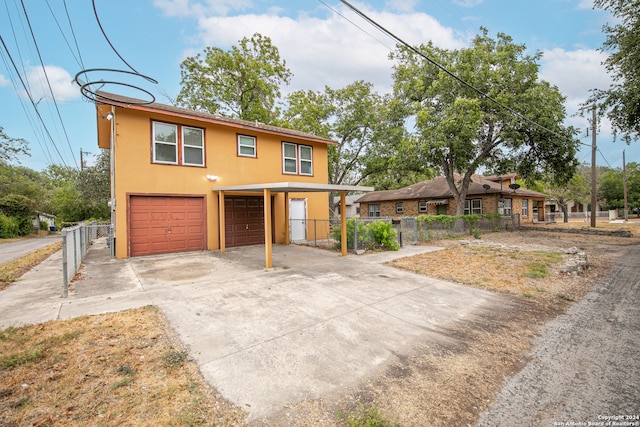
[0,306,245,426]
[0,243,61,292]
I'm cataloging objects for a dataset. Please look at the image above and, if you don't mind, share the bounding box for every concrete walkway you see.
[0,241,510,421]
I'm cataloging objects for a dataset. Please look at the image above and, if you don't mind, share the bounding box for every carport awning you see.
[426,199,448,205]
[212,182,373,269]
[212,182,373,193]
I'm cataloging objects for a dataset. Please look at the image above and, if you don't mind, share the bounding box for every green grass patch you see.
[338,405,402,427]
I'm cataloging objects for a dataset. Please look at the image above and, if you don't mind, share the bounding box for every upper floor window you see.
[152,121,204,167]
[238,134,256,158]
[282,142,313,176]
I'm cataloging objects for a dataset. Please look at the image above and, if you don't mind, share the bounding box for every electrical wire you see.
[336,0,586,147]
[20,0,78,167]
[0,34,68,166]
[44,0,82,68]
[74,0,157,104]
[63,0,84,70]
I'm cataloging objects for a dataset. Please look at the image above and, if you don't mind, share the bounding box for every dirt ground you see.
[257,226,639,426]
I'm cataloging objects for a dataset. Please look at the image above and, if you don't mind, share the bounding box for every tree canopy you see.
[0,126,29,165]
[585,0,640,143]
[392,28,580,214]
[177,33,292,124]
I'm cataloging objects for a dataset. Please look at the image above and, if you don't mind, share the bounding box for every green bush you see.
[0,194,35,236]
[0,212,21,238]
[333,219,398,251]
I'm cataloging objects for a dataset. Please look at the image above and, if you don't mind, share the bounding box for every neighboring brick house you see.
[355,174,547,223]
[95,91,369,265]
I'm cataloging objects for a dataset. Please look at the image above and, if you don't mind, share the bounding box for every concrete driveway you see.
[0,241,509,421]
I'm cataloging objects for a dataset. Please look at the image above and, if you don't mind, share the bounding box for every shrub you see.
[333,219,398,251]
[0,194,35,236]
[0,212,21,238]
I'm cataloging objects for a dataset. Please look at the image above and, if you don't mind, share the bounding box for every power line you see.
[0,34,68,166]
[20,0,78,167]
[336,0,586,147]
[44,0,83,68]
[63,0,85,70]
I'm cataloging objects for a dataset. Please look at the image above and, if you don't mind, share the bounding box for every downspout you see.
[109,106,116,258]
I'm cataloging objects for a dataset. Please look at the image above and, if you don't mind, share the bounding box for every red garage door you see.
[129,195,206,257]
[225,197,265,247]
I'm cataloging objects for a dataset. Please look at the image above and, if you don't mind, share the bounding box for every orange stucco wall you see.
[105,107,330,258]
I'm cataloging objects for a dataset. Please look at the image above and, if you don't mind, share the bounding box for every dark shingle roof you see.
[355,174,547,203]
[95,91,337,145]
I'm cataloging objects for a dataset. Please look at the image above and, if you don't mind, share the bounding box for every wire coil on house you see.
[75,68,157,104]
[75,0,157,105]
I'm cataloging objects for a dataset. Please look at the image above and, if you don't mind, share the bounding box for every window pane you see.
[183,127,203,147]
[240,145,255,156]
[284,158,297,173]
[283,143,297,158]
[155,123,176,143]
[184,147,203,165]
[155,143,176,162]
[299,145,312,160]
[300,160,312,175]
[239,135,255,148]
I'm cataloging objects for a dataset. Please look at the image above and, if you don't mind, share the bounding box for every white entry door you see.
[289,199,307,241]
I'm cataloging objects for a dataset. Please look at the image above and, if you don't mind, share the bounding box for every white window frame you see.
[152,122,178,165]
[499,198,512,215]
[238,134,257,158]
[368,204,381,217]
[282,142,313,176]
[522,199,529,217]
[181,126,204,166]
[418,201,427,213]
[464,198,482,215]
[282,142,298,174]
[299,145,313,176]
[396,202,404,213]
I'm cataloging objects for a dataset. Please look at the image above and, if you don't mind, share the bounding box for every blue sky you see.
[0,0,631,172]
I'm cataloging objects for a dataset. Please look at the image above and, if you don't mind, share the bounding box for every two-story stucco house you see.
[95,92,369,266]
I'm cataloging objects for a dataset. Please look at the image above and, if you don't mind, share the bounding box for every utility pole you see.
[79,148,91,171]
[623,150,629,221]
[590,106,597,228]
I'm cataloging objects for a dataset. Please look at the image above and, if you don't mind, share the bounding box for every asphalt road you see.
[477,243,640,426]
[0,235,61,265]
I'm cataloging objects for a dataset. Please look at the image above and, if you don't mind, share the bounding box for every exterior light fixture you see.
[206,175,218,181]
[106,112,114,120]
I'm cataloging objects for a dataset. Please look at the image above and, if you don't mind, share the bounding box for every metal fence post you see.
[61,229,68,298]
[353,217,358,253]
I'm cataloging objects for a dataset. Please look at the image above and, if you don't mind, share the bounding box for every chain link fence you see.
[291,215,520,254]
[61,222,113,297]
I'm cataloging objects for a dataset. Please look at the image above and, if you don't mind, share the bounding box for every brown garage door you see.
[129,195,206,257]
[225,197,265,247]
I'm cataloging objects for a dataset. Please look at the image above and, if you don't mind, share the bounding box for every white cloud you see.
[25,65,79,103]
[191,5,465,95]
[0,73,9,87]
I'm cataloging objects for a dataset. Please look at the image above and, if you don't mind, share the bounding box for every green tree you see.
[585,0,640,143]
[0,164,47,203]
[392,28,580,214]
[543,170,590,222]
[76,150,110,219]
[598,162,640,213]
[0,126,30,165]
[282,81,433,213]
[0,194,35,235]
[177,33,292,124]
